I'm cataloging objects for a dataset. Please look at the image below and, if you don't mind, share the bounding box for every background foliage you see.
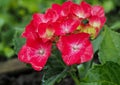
[0,0,120,85]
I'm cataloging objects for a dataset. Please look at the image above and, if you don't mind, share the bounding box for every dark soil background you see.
[0,56,74,85]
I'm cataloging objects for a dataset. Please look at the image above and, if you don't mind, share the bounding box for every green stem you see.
[69,72,80,85]
[69,66,80,85]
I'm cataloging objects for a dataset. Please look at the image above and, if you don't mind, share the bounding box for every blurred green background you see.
[0,0,120,59]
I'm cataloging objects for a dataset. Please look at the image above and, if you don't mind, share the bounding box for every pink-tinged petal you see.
[30,56,48,71]
[54,17,79,35]
[18,45,33,63]
[32,13,43,26]
[80,1,91,18]
[61,1,73,16]
[26,35,41,49]
[45,8,59,22]
[29,41,52,71]
[57,33,93,65]
[56,36,63,51]
[52,4,61,15]
[38,23,55,42]
[59,33,90,55]
[52,1,73,17]
[91,6,105,17]
[89,16,106,28]
[71,1,91,18]
[71,4,82,17]
[80,41,93,63]
[22,13,50,39]
[18,40,52,71]
[33,13,49,23]
[22,20,38,39]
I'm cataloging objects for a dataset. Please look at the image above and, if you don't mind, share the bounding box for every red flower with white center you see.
[52,1,73,17]
[18,1,106,71]
[71,1,91,19]
[38,23,55,42]
[89,16,106,28]
[54,17,79,36]
[57,33,93,65]
[91,6,105,17]
[18,37,52,71]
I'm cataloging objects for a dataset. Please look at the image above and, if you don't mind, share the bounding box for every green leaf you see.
[80,81,116,85]
[98,27,120,65]
[73,0,82,4]
[103,0,115,13]
[92,31,104,53]
[19,0,41,13]
[81,62,120,85]
[1,26,15,45]
[77,61,92,79]
[110,21,120,31]
[42,68,68,85]
[4,47,14,58]
[0,42,4,56]
[13,29,25,54]
[0,18,4,29]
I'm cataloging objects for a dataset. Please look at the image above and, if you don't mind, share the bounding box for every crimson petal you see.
[57,33,93,65]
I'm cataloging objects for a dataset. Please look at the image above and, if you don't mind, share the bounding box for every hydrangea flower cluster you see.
[18,1,106,71]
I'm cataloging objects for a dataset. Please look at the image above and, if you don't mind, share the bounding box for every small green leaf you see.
[4,47,14,58]
[82,62,120,85]
[0,42,4,52]
[77,61,92,78]
[80,81,116,85]
[42,68,68,85]
[0,42,4,56]
[103,0,115,13]
[0,18,4,29]
[92,31,104,53]
[98,27,120,65]
[110,21,120,31]
[13,29,25,54]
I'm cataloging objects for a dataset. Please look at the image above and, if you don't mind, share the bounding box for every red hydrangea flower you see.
[18,37,52,71]
[18,1,106,71]
[57,33,93,65]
